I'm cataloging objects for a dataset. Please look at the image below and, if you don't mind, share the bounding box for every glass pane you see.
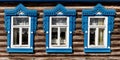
[13,28,19,45]
[52,18,67,25]
[98,28,104,45]
[98,19,104,25]
[13,17,29,25]
[90,18,98,25]
[60,28,66,45]
[90,18,104,25]
[89,28,96,45]
[22,28,28,45]
[51,28,58,45]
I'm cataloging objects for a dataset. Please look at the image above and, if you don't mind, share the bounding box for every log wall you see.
[0,2,120,60]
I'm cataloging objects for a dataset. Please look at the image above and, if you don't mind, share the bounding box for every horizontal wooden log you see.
[0,3,120,59]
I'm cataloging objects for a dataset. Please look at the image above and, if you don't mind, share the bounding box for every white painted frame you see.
[88,16,108,48]
[11,16,31,48]
[49,16,69,48]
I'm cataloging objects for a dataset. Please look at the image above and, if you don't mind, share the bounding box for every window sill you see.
[84,48,111,53]
[46,48,72,53]
[7,48,33,53]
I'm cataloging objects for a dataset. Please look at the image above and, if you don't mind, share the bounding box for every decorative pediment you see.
[44,4,76,16]
[4,3,37,32]
[82,4,116,16]
[5,4,37,16]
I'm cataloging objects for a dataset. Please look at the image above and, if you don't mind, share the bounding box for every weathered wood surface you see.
[0,2,120,60]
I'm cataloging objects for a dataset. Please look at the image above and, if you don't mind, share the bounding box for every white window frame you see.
[11,16,31,48]
[88,16,108,48]
[49,16,69,48]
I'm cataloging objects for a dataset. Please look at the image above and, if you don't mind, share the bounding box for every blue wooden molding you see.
[82,4,115,16]
[82,3,116,53]
[5,4,37,16]
[43,4,76,53]
[44,4,76,16]
[4,3,37,53]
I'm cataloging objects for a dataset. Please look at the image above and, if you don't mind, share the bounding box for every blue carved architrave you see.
[4,4,37,53]
[82,4,116,53]
[43,4,76,53]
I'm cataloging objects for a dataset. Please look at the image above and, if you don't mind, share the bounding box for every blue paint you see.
[44,4,76,16]
[7,48,33,53]
[44,16,49,48]
[4,4,37,53]
[84,48,111,53]
[46,48,72,53]
[82,4,115,16]
[82,3,115,53]
[43,4,76,53]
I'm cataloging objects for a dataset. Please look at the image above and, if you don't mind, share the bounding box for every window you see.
[88,16,107,48]
[49,16,69,48]
[4,4,37,53]
[43,4,76,53]
[11,16,30,48]
[82,4,115,53]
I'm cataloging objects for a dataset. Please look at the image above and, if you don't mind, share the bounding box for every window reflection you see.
[52,18,67,25]
[22,28,28,45]
[51,28,58,45]
[13,28,19,45]
[60,28,66,45]
[90,28,95,45]
[13,17,29,25]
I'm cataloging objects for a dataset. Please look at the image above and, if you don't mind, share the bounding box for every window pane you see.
[98,28,104,45]
[60,28,66,45]
[13,17,29,25]
[90,18,98,25]
[51,28,58,45]
[89,28,96,45]
[52,18,67,25]
[22,28,28,45]
[13,28,19,45]
[98,19,104,25]
[90,18,104,25]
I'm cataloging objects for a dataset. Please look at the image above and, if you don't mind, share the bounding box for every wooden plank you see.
[111,40,120,44]
[0,3,120,59]
[35,36,45,40]
[36,30,44,35]
[35,42,45,45]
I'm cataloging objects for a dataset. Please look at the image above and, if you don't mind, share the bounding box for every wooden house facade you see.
[0,0,120,60]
